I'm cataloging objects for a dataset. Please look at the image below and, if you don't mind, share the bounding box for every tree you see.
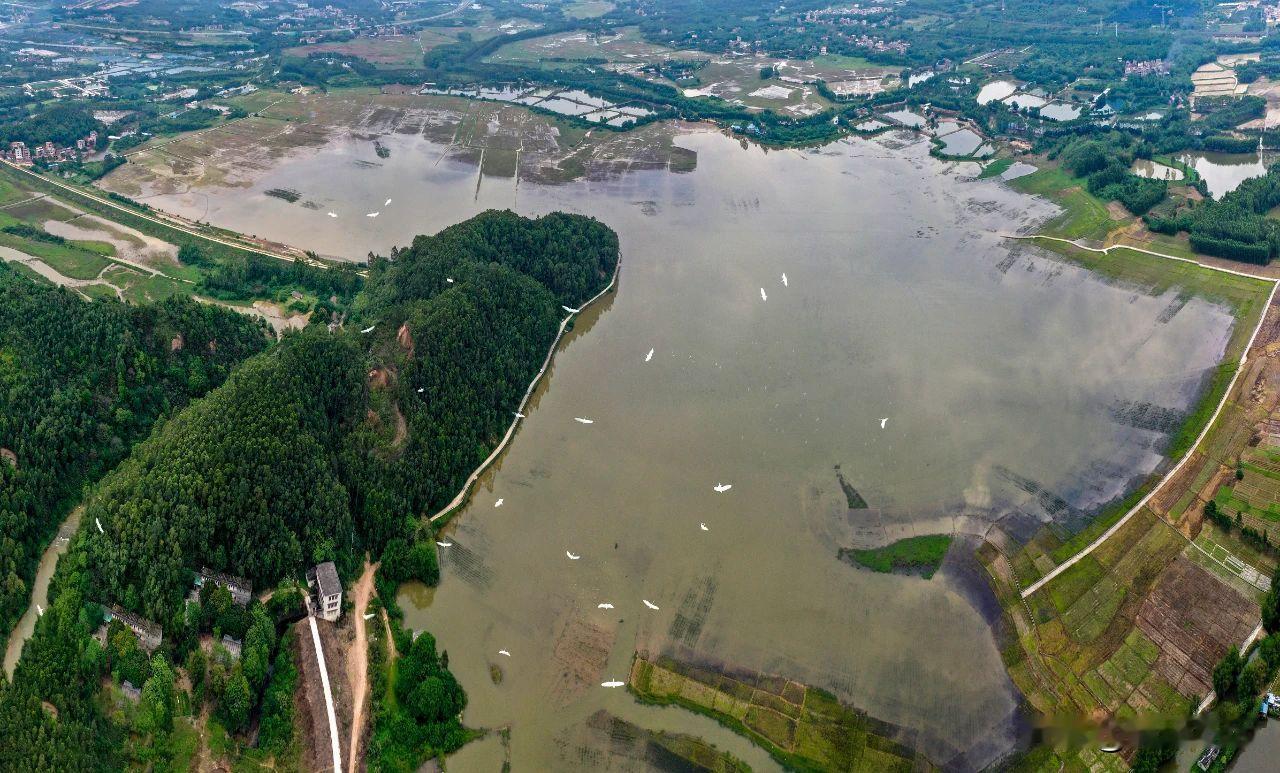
[1238,659,1266,702]
[138,655,175,734]
[1213,649,1244,700]
[218,667,251,732]
[186,649,207,704]
[1263,586,1280,634]
[1260,634,1280,670]
[1130,728,1178,773]
[241,606,276,692]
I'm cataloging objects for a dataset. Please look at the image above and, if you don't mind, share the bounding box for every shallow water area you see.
[1131,158,1186,181]
[1039,102,1082,121]
[104,126,1238,770]
[976,80,1018,105]
[1176,150,1269,198]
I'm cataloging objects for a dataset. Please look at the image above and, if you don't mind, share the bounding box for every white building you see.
[308,561,342,622]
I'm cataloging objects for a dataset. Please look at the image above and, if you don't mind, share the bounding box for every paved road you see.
[306,605,343,773]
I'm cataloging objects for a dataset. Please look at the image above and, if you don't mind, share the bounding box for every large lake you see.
[104,127,1236,769]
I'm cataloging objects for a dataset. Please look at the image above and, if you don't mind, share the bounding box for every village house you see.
[220,634,243,660]
[196,567,253,607]
[3,130,96,165]
[104,605,163,652]
[307,561,343,622]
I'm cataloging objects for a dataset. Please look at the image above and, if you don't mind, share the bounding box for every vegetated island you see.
[839,535,953,579]
[0,209,620,771]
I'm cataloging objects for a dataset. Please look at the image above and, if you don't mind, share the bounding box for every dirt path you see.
[346,559,377,773]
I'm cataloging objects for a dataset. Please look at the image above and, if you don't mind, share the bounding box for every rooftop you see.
[314,561,340,598]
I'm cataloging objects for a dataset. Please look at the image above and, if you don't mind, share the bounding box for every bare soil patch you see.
[1136,556,1259,698]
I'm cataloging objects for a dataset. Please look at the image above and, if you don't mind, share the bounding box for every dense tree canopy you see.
[78,331,365,624]
[0,209,618,769]
[60,210,618,628]
[0,267,268,648]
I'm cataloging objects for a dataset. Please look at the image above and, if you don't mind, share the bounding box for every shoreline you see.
[427,258,621,524]
[1013,239,1279,597]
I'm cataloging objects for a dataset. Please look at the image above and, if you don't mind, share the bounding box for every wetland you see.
[99,92,1243,769]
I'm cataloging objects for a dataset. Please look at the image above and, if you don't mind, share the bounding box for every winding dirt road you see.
[346,560,377,773]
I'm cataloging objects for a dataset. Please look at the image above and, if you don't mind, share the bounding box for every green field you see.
[1011,167,1120,242]
[978,158,1015,179]
[563,0,615,18]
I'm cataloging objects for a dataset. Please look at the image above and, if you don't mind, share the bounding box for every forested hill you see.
[78,331,366,626]
[361,209,620,312]
[68,210,619,626]
[0,266,269,651]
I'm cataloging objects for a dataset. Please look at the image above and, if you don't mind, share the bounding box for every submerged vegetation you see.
[629,655,934,772]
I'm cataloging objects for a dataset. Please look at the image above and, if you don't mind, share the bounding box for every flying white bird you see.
[514,412,525,418]
[384,198,392,206]
[566,551,581,560]
[760,287,767,301]
[360,324,376,334]
[880,417,888,429]
[713,483,732,493]
[642,599,660,610]
[562,305,580,314]
[700,523,709,531]
[601,681,625,688]
[36,604,43,616]
[597,603,614,609]
[96,518,104,534]
[327,212,338,218]
[436,540,452,547]
[574,417,594,424]
[446,277,455,283]
[498,650,511,657]
[494,499,504,508]
[781,272,788,287]
[363,613,375,620]
[367,211,379,218]
[645,348,654,362]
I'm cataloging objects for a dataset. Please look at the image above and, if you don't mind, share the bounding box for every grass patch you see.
[979,158,1015,179]
[1044,555,1105,613]
[0,229,110,279]
[839,535,952,579]
[1011,167,1120,242]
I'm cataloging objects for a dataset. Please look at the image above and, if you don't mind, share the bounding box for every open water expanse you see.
[105,127,1237,769]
